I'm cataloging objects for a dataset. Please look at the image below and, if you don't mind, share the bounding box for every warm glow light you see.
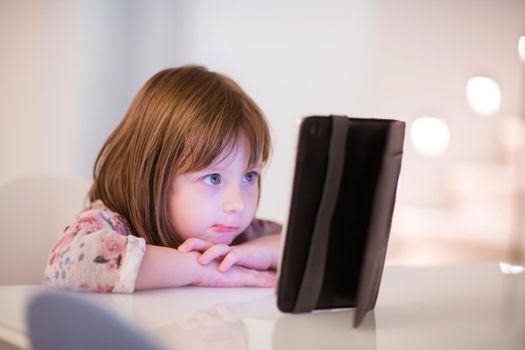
[466,76,502,116]
[410,116,450,157]
[519,36,525,63]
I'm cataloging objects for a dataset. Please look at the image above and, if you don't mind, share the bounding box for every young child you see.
[45,65,282,293]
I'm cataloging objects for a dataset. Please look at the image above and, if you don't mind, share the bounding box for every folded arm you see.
[135,244,276,289]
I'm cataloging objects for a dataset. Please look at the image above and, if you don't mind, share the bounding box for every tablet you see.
[276,115,405,327]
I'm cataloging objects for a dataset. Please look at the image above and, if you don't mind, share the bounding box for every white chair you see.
[27,290,165,350]
[0,175,91,285]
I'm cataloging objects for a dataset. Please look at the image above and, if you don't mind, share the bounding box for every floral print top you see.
[44,200,281,293]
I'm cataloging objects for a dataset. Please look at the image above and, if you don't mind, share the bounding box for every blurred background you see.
[1,0,524,266]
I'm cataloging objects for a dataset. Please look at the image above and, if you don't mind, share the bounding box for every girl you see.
[45,65,282,293]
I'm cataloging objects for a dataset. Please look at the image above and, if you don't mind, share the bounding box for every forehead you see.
[175,125,267,176]
[209,133,262,170]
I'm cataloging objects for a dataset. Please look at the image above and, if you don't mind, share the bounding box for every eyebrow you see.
[250,163,264,171]
[197,162,264,173]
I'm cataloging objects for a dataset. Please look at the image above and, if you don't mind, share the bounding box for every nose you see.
[223,184,244,213]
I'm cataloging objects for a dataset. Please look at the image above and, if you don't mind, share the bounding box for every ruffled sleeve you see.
[44,201,146,293]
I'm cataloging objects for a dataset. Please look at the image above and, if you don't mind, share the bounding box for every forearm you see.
[135,244,206,290]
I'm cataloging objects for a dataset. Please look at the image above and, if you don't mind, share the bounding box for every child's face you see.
[168,134,262,245]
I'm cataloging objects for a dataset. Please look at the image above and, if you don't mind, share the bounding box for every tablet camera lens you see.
[309,123,318,135]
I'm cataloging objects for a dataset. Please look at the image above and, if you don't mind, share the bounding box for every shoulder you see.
[67,200,132,236]
[247,218,282,236]
[233,218,282,244]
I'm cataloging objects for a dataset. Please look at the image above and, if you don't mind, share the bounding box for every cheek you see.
[169,188,210,239]
[244,186,260,211]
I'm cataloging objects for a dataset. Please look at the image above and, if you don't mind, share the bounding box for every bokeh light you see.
[466,76,502,116]
[519,36,525,63]
[410,116,450,157]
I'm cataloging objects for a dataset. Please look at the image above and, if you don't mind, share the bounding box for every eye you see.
[203,173,221,185]
[243,171,259,184]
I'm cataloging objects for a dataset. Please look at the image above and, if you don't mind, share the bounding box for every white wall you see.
[1,0,524,243]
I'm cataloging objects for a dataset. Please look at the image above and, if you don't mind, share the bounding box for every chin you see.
[205,226,246,245]
[207,234,236,246]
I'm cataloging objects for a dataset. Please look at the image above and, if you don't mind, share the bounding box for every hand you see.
[194,258,276,288]
[178,238,275,272]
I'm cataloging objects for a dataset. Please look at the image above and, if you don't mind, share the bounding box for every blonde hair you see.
[88,65,271,248]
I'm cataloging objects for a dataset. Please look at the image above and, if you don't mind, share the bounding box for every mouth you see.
[212,224,240,233]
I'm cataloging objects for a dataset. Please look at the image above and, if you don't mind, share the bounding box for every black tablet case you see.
[277,115,405,327]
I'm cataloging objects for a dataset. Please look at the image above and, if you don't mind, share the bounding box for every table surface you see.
[0,262,524,350]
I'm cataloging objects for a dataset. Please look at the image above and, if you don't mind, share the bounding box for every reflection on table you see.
[0,263,523,350]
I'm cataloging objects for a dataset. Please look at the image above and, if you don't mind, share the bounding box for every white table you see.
[0,263,524,349]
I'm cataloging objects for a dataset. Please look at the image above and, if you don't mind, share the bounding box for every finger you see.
[249,270,277,288]
[217,248,241,272]
[198,244,231,265]
[196,265,276,287]
[177,238,213,252]
[231,267,276,287]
